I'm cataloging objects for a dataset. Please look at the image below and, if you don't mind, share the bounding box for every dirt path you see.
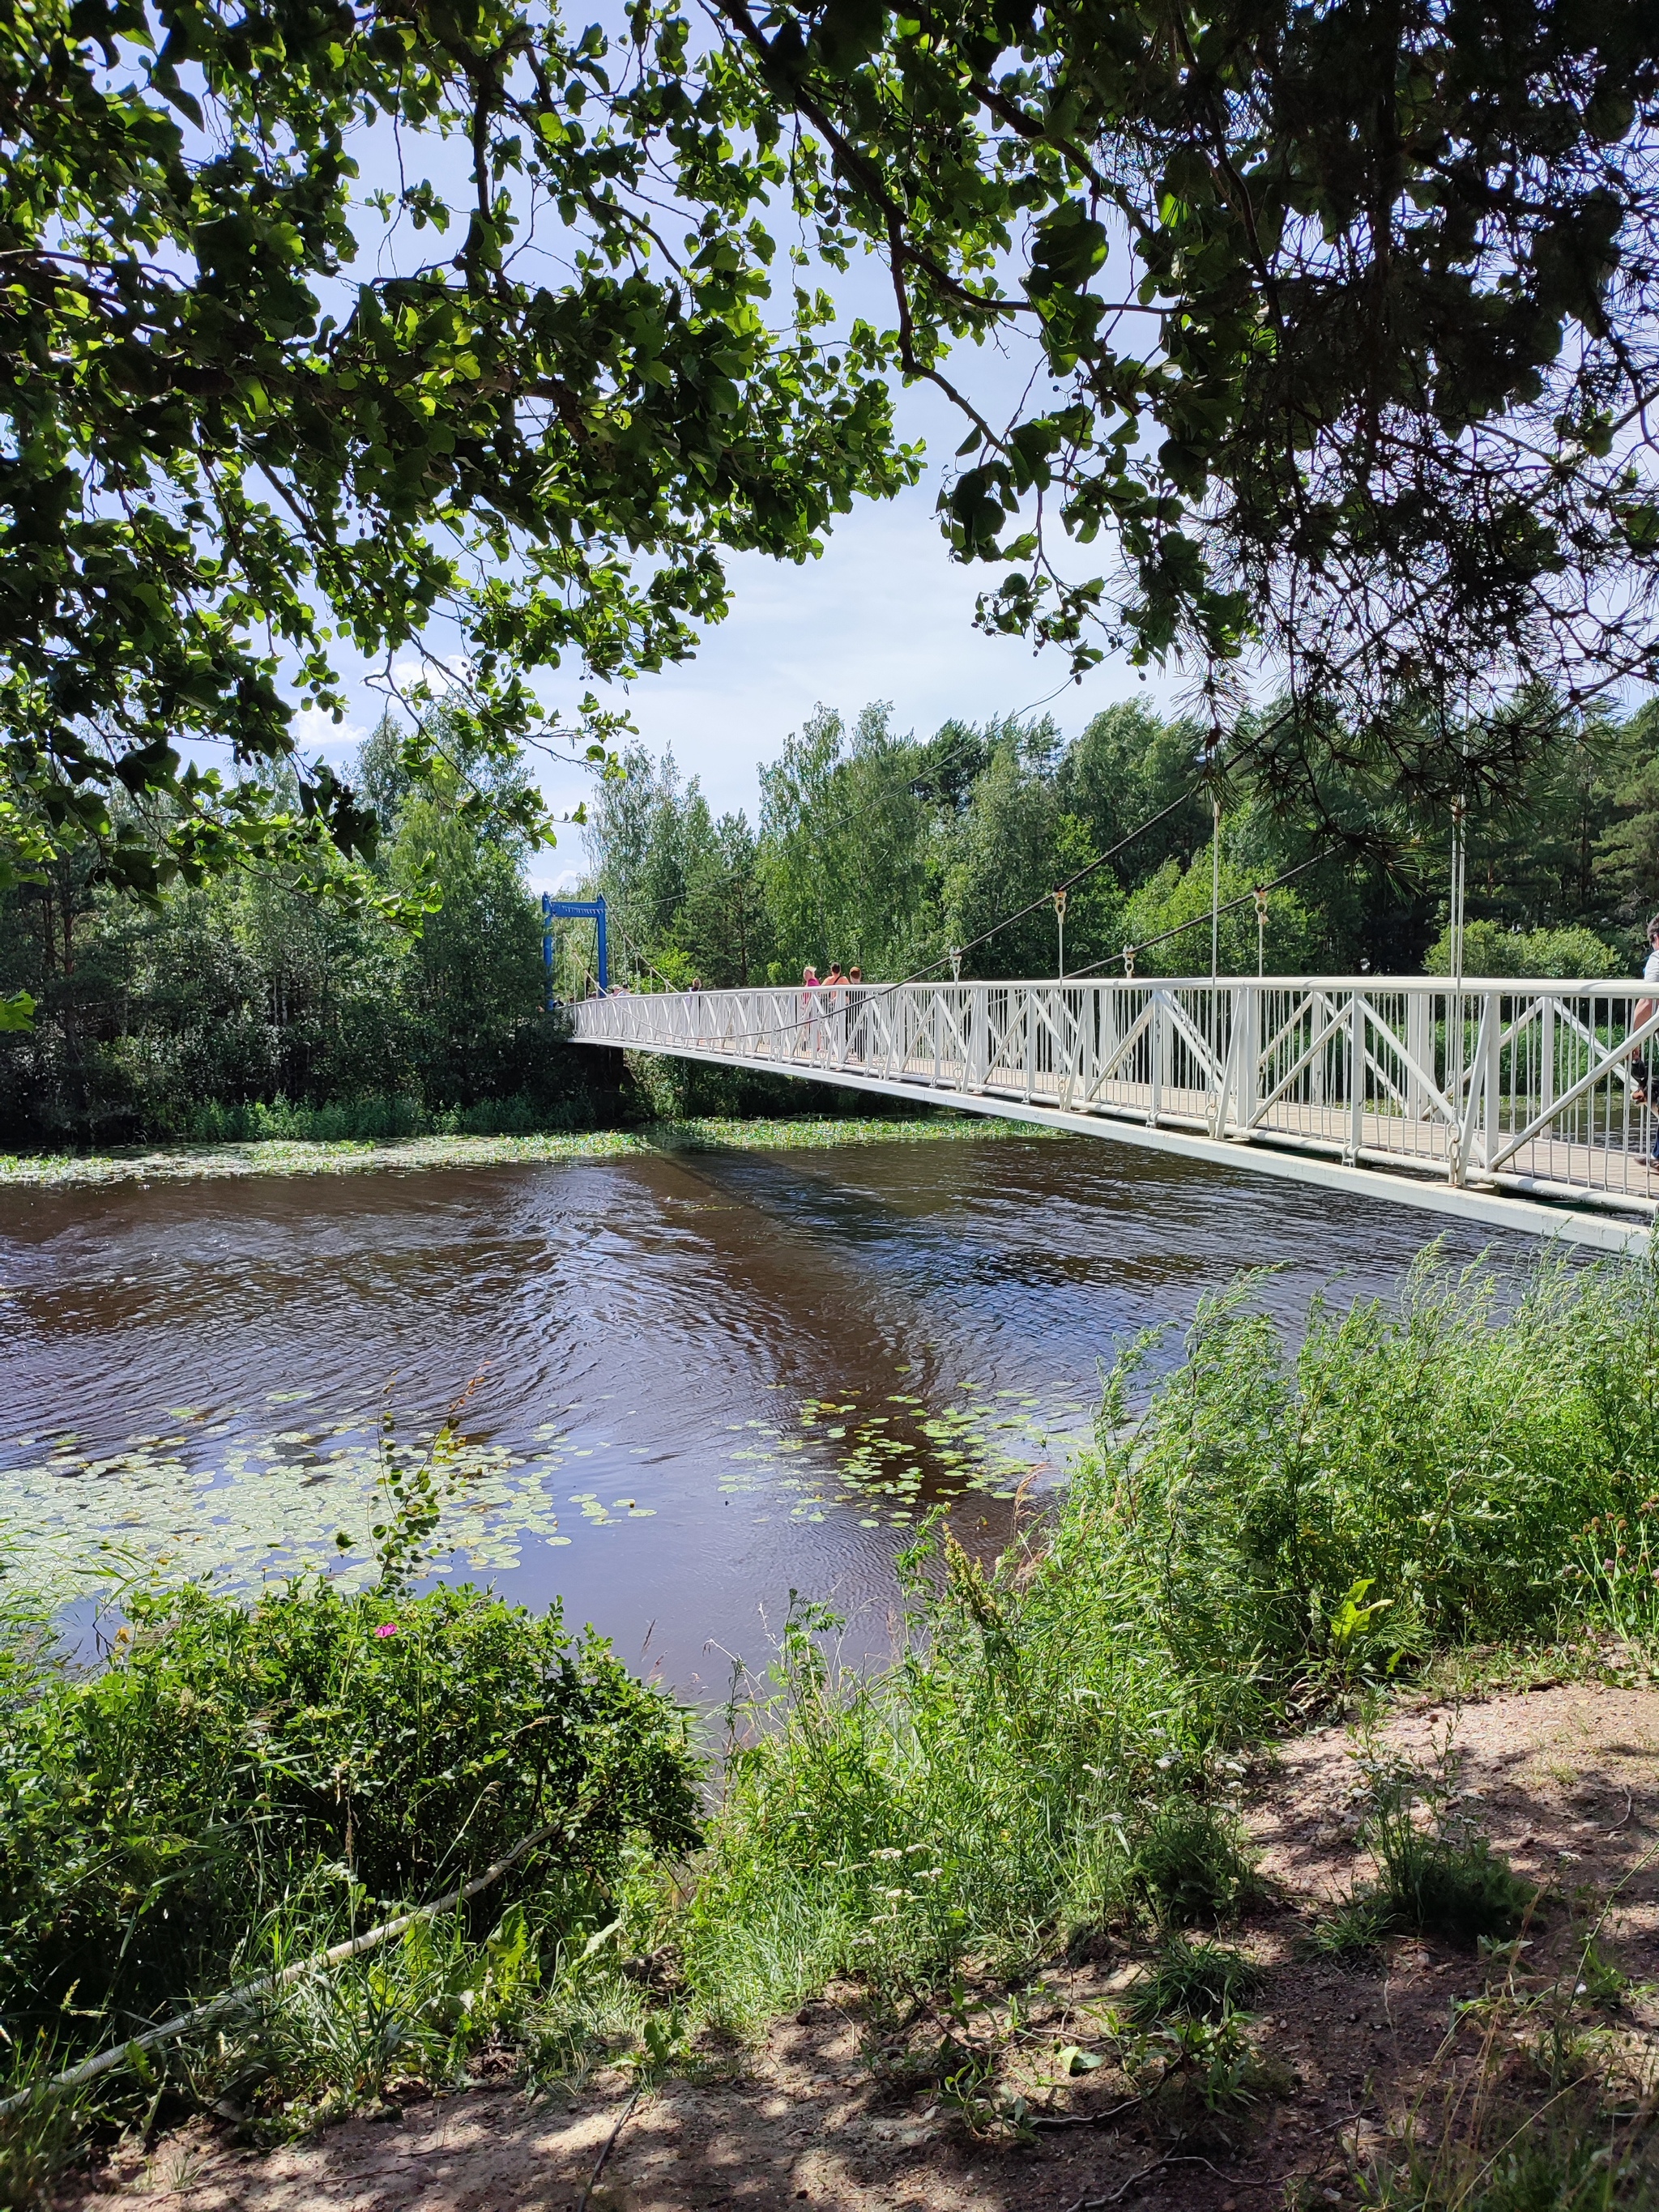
[62,1681,1659,2212]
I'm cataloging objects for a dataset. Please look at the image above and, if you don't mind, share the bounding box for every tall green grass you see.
[673,1247,1659,2027]
[183,1092,591,1142]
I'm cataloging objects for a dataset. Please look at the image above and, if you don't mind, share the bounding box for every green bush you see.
[1373,1823,1533,1945]
[1121,847,1322,978]
[678,1538,1191,2027]
[1423,920,1621,980]
[0,1579,702,2056]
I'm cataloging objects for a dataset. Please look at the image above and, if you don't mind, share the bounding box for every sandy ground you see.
[59,1679,1659,2212]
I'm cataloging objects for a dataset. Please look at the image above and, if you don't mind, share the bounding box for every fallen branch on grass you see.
[0,1817,565,2118]
[1031,2095,1141,2130]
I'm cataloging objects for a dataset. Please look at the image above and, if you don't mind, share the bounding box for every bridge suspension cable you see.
[1063,849,1334,981]
[580,774,1222,1058]
[578,662,1422,1050]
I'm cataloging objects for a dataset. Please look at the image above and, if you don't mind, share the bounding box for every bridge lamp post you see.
[1052,889,1068,981]
[1211,799,1222,981]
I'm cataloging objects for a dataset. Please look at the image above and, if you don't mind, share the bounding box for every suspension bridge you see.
[569,976,1659,1251]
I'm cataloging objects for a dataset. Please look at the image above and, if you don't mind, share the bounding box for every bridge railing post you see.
[1346,991,1364,1164]
[1405,987,1431,1123]
[1539,991,1555,1119]
[1230,982,1258,1134]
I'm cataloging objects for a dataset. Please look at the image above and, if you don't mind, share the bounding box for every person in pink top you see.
[799,964,821,1054]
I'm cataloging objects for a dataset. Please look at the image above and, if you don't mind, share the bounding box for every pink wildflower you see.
[374,1622,399,1639]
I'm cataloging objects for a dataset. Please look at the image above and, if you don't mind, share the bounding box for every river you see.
[1,1129,1535,1694]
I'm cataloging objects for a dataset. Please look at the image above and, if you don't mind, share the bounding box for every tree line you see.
[0,718,613,1150]
[573,695,1659,997]
[6,688,1657,1150]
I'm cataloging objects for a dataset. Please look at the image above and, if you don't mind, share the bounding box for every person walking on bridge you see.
[1634,918,1659,1165]
[844,965,867,1060]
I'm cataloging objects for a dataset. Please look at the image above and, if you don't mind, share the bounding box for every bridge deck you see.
[825,1058,1654,1200]
[571,978,1659,1251]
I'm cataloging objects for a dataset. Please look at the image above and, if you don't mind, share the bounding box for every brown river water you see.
[0,1132,1535,1695]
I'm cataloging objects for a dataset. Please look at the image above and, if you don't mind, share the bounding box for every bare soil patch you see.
[59,1679,1659,2212]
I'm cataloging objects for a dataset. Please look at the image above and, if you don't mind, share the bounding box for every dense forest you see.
[572,694,1659,995]
[6,694,1659,1150]
[0,718,615,1150]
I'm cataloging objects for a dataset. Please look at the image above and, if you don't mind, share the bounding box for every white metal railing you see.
[569,978,1659,1217]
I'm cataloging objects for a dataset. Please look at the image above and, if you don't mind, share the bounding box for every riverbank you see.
[56,1670,1659,2212]
[12,1244,1659,2208]
[0,1112,1037,1188]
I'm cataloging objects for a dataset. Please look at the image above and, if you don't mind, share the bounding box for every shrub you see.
[1371,2108,1659,2210]
[677,1562,1172,2026]
[0,1579,702,2057]
[1131,1796,1255,1927]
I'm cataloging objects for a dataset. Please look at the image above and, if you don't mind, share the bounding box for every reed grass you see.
[668,1246,1659,2029]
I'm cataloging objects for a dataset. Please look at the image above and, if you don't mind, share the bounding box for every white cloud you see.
[291,703,365,754]
[527,855,591,895]
[386,654,470,699]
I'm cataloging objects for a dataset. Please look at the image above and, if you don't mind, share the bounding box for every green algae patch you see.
[0,1114,1046,1189]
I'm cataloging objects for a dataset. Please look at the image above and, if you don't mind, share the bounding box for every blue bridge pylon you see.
[541,893,608,1004]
